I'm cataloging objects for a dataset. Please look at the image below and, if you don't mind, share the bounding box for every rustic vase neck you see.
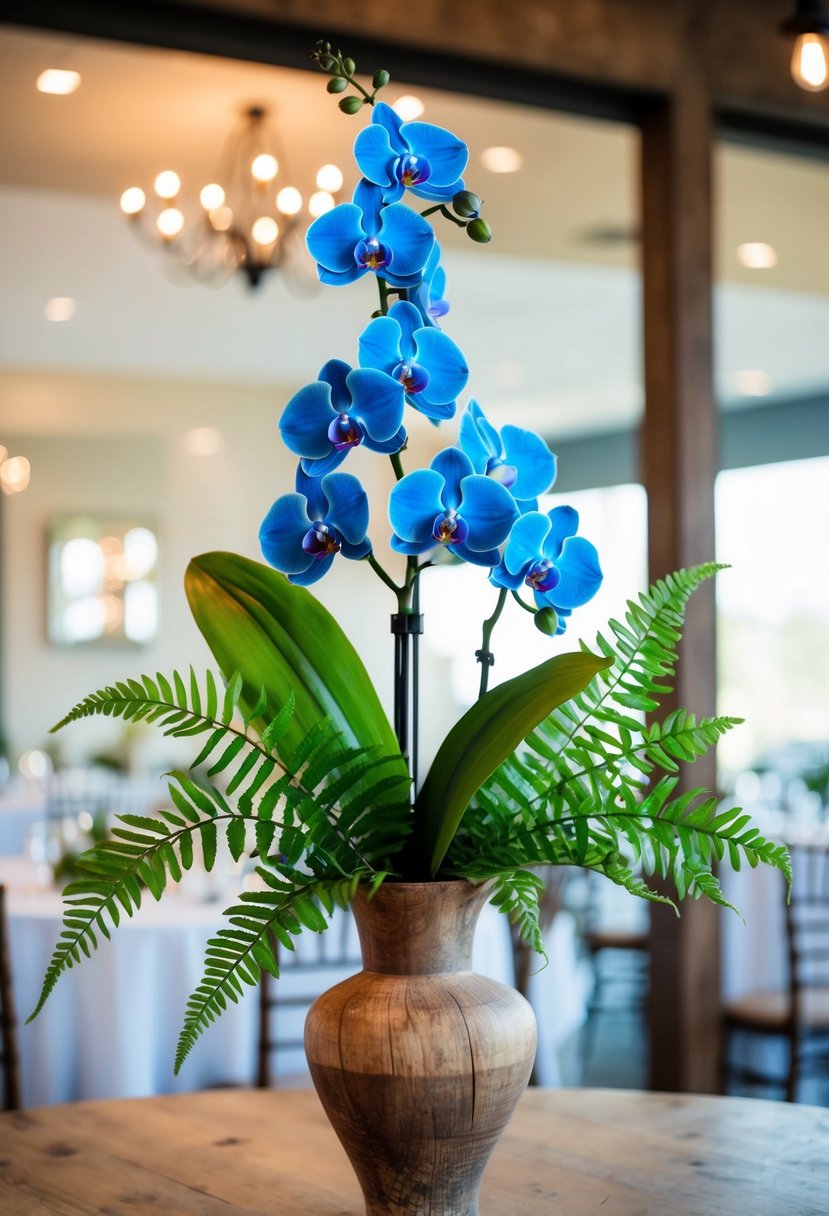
[352,880,492,975]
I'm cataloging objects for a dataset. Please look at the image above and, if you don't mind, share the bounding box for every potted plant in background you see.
[30,44,790,1216]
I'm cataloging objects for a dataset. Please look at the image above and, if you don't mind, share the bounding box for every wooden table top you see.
[1,1086,827,1215]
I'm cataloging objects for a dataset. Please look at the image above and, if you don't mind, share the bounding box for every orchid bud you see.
[342,57,356,75]
[452,190,482,218]
[339,96,364,115]
[534,607,559,637]
[466,217,492,244]
[327,77,348,93]
[319,54,336,72]
[373,70,390,89]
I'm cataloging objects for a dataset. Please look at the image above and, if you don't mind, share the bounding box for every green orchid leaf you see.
[416,649,612,876]
[185,552,401,761]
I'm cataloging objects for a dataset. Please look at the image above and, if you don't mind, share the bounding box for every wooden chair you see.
[579,873,649,1070]
[257,905,362,1088]
[0,885,21,1110]
[722,842,829,1101]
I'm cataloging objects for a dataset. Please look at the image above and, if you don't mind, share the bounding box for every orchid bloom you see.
[260,469,371,586]
[460,400,556,512]
[390,447,518,568]
[354,102,468,203]
[491,505,603,632]
[280,358,406,478]
[306,179,434,288]
[359,300,468,423]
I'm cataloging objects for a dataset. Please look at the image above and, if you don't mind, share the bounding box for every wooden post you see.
[640,58,720,1092]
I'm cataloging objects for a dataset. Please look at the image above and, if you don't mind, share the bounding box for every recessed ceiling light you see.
[36,68,81,95]
[393,95,425,121]
[736,369,771,397]
[737,242,778,269]
[480,146,523,174]
[183,427,224,457]
[45,297,76,322]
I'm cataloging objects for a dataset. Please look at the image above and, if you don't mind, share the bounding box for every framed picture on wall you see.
[47,515,160,647]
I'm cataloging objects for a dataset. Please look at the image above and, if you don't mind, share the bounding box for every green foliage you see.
[34,564,793,1068]
[174,866,371,1073]
[30,668,411,1030]
[414,649,612,877]
[184,551,403,760]
[446,565,792,934]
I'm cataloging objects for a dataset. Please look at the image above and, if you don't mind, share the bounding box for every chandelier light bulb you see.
[309,190,335,218]
[120,187,146,216]
[199,183,225,210]
[276,186,303,215]
[251,216,279,246]
[0,456,31,494]
[316,164,344,193]
[154,170,181,199]
[791,32,829,89]
[157,207,184,239]
[209,206,234,232]
[36,68,81,95]
[251,153,278,183]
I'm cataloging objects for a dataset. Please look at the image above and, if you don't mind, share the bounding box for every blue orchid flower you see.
[389,447,518,568]
[280,358,406,478]
[354,102,468,203]
[358,300,468,423]
[260,468,371,586]
[306,179,434,288]
[491,506,602,632]
[459,399,556,511]
[411,241,450,329]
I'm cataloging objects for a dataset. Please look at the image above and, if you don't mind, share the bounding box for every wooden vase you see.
[304,879,537,1216]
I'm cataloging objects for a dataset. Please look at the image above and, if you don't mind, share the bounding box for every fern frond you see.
[173,867,370,1073]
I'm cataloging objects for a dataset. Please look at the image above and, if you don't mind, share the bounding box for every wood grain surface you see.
[305,881,537,1215]
[1,1087,827,1215]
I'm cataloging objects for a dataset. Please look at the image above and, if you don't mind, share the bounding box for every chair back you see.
[785,842,829,1011]
[0,885,21,1110]
[257,903,362,1087]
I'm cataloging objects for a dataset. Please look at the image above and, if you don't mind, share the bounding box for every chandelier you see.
[119,105,344,289]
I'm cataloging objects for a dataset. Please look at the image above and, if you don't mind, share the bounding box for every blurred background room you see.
[0,0,828,1113]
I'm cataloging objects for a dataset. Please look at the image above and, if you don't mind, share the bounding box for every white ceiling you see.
[0,24,827,440]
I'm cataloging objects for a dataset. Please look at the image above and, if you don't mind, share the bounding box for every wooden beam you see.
[640,55,720,1091]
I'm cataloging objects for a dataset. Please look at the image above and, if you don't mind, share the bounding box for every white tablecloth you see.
[721,818,829,1000]
[3,855,586,1107]
[4,858,257,1108]
[0,785,47,856]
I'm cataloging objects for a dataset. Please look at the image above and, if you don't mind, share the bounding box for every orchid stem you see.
[366,553,403,597]
[510,589,536,614]
[390,452,405,482]
[477,587,507,698]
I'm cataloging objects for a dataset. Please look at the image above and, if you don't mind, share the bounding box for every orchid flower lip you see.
[327,413,364,451]
[432,510,469,545]
[487,459,518,490]
[302,522,342,559]
[355,237,391,270]
[525,560,560,593]
[395,154,432,186]
[393,360,430,394]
